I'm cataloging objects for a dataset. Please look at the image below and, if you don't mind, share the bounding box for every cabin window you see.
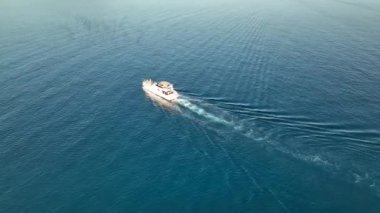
[163,91,173,95]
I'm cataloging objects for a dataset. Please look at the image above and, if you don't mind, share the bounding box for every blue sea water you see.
[1,0,380,212]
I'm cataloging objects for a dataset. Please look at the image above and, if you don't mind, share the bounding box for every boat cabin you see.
[157,81,173,89]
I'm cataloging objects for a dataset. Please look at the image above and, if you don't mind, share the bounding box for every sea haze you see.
[1,0,380,212]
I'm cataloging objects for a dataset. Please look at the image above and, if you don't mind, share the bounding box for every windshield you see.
[164,91,173,95]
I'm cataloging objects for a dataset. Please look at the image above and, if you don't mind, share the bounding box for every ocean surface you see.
[1,0,380,212]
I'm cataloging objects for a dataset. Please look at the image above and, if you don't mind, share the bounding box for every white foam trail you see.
[177,98,233,126]
[175,97,370,193]
[176,96,338,175]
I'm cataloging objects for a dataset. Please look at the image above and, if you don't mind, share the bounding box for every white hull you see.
[143,91,181,112]
[142,80,179,102]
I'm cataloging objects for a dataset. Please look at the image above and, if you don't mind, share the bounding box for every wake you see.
[177,98,232,126]
[176,96,247,133]
[175,96,380,197]
[176,96,331,167]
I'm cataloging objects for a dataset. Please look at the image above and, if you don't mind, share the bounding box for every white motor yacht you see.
[142,79,179,102]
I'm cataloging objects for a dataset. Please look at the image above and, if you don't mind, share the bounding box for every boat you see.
[142,79,179,102]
